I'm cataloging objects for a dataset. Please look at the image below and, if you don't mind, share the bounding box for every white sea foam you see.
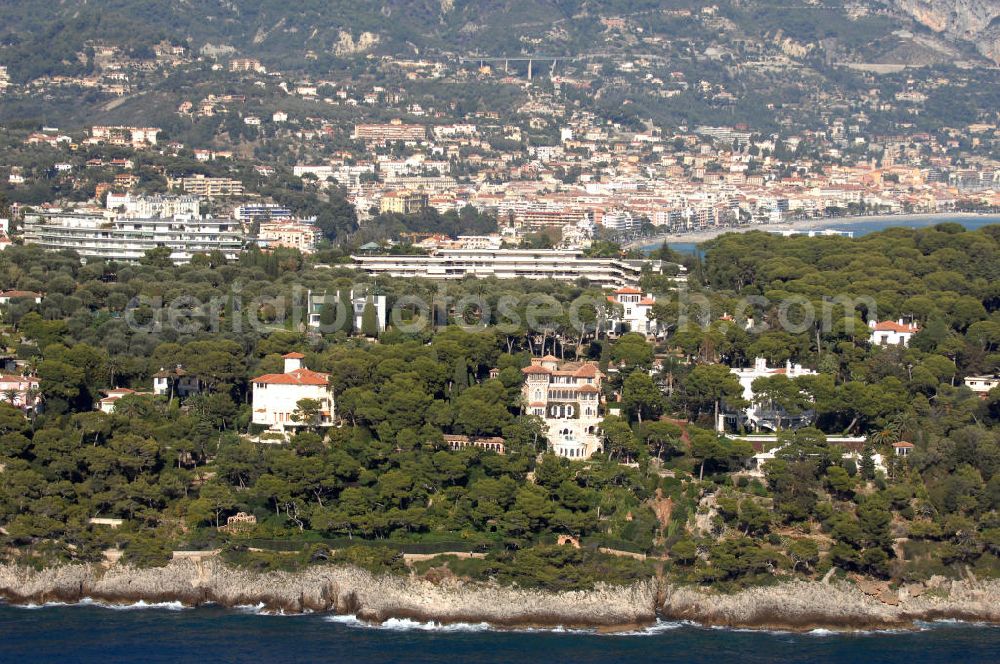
[807,628,836,637]
[80,599,190,611]
[234,603,269,614]
[324,614,492,632]
[13,601,71,609]
[621,620,685,635]
[323,614,689,635]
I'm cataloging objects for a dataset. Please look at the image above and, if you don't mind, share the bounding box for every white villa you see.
[522,356,603,458]
[964,375,999,398]
[306,289,388,333]
[607,287,657,336]
[725,357,817,432]
[251,353,335,431]
[152,365,201,398]
[868,319,919,347]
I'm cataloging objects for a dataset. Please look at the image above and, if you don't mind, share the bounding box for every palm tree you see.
[3,389,19,407]
[868,424,901,446]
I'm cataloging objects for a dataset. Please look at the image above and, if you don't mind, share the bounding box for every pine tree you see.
[361,297,379,338]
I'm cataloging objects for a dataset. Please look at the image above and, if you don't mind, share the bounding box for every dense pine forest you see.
[0,224,998,590]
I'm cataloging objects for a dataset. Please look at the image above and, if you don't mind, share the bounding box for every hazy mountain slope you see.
[888,0,1000,63]
[0,0,996,83]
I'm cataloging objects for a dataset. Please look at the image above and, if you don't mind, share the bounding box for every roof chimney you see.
[283,352,305,373]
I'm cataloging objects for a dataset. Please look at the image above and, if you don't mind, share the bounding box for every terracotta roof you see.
[638,298,656,306]
[0,374,38,383]
[872,321,919,333]
[252,368,329,386]
[614,287,642,294]
[893,441,915,448]
[540,354,560,362]
[0,290,42,298]
[282,352,306,359]
[578,384,600,393]
[574,364,599,377]
[522,365,551,375]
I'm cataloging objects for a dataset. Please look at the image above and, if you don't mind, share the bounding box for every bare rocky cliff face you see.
[890,0,1000,63]
[2,560,1000,630]
[0,560,657,628]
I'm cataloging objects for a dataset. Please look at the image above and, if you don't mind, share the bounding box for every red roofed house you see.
[98,387,152,414]
[893,441,915,457]
[0,373,41,412]
[522,356,604,458]
[251,353,334,431]
[608,287,658,337]
[0,290,43,305]
[869,319,919,347]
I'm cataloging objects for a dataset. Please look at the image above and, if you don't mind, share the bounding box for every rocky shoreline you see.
[2,560,999,632]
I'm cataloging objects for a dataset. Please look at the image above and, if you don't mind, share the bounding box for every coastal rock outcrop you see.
[2,560,999,631]
[660,578,1000,630]
[0,560,657,628]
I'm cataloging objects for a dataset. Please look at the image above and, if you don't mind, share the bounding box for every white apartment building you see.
[251,353,335,431]
[869,319,920,347]
[22,212,245,263]
[608,287,657,336]
[105,193,201,218]
[352,249,662,289]
[306,289,388,333]
[600,210,642,232]
[523,356,604,458]
[258,221,320,254]
[234,204,294,222]
[90,126,160,148]
[725,357,817,432]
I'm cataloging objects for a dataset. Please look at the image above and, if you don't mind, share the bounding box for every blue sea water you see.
[651,214,1000,255]
[1,603,999,664]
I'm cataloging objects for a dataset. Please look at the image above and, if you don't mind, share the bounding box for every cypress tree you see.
[338,289,354,333]
[319,301,336,328]
[361,297,379,337]
[451,356,469,397]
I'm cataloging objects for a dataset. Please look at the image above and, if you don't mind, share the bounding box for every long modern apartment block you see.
[22,211,245,264]
[351,249,667,289]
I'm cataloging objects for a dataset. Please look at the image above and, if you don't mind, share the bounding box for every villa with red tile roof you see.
[251,353,334,431]
[522,356,604,458]
[868,319,919,347]
[0,373,41,412]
